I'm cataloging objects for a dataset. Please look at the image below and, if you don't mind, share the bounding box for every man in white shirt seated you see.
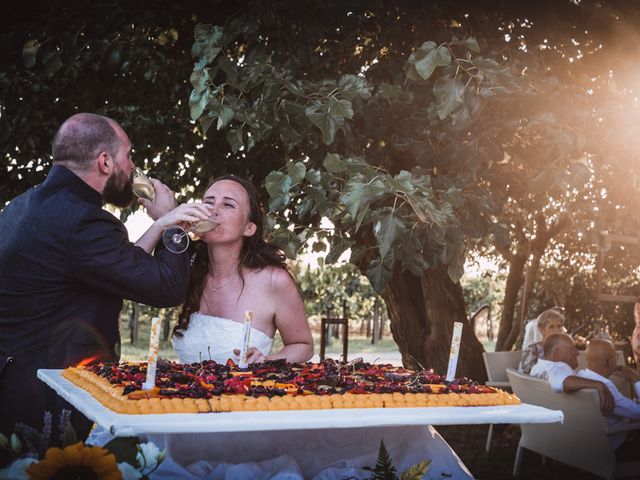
[577,339,640,455]
[530,333,614,416]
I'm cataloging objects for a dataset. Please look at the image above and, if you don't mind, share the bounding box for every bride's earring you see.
[243,222,257,237]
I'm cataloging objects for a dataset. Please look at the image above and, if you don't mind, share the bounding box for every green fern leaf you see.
[371,439,398,480]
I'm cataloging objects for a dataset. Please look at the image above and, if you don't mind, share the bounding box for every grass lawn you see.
[437,424,604,480]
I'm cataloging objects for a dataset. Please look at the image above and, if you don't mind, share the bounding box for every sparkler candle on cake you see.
[142,316,161,390]
[446,322,463,382]
[238,310,253,369]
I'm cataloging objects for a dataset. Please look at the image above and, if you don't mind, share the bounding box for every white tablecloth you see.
[39,369,563,479]
[88,424,472,479]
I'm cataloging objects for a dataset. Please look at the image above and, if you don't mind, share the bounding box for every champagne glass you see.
[132,167,156,201]
[162,217,219,253]
[131,167,216,253]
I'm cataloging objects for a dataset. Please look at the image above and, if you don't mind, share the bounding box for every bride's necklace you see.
[209,272,238,293]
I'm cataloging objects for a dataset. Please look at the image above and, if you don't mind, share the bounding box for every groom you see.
[0,113,189,465]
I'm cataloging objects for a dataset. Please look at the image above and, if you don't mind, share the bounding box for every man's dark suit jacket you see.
[0,165,189,456]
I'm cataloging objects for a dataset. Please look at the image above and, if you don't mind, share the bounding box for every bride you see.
[151,177,471,480]
[171,175,313,365]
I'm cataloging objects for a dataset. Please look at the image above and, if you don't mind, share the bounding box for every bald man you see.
[530,333,615,416]
[577,339,640,451]
[0,113,202,465]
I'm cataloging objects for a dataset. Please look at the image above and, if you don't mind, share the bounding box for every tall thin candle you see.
[142,316,161,390]
[446,322,463,382]
[238,310,253,369]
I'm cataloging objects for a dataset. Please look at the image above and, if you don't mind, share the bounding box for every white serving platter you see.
[38,369,563,437]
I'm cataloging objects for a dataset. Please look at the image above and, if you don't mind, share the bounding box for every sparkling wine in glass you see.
[162,218,219,253]
[132,167,156,201]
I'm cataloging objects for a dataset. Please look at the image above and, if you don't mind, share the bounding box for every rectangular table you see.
[38,369,563,437]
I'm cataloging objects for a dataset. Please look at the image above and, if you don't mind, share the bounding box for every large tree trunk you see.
[495,214,571,350]
[506,241,544,348]
[383,263,487,382]
[495,244,527,351]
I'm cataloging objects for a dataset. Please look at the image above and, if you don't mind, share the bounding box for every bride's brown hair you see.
[173,175,286,337]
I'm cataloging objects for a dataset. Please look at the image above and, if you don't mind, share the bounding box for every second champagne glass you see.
[162,217,219,254]
[132,168,216,253]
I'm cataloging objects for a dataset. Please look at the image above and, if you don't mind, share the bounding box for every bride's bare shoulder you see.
[251,266,296,290]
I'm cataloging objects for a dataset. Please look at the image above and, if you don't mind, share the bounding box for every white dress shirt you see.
[529,359,574,393]
[577,368,640,449]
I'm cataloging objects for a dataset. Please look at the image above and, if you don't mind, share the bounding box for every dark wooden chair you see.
[319,301,349,362]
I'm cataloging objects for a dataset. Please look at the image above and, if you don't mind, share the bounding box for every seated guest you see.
[530,333,615,416]
[577,339,640,451]
[518,309,565,374]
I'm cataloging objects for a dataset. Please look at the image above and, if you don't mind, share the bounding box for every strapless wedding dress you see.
[171,312,274,364]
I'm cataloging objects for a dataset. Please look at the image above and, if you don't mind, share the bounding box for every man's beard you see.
[103,168,134,208]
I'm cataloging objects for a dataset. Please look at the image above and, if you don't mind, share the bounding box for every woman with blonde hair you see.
[518,308,565,374]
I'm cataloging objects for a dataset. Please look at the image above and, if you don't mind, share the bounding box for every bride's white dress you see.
[89,313,473,479]
[171,312,275,365]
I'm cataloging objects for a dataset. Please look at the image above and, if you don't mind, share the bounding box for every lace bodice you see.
[171,312,274,364]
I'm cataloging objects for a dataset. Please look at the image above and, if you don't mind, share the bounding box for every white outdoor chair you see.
[507,368,640,479]
[482,350,522,453]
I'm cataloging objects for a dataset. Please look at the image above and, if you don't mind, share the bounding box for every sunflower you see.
[27,442,122,480]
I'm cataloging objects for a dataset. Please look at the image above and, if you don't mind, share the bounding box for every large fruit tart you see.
[62,358,519,414]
